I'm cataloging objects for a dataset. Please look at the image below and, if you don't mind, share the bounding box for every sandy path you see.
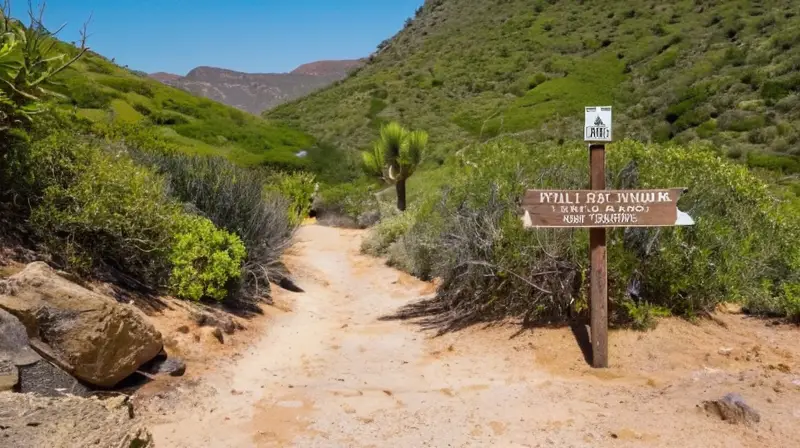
[145,224,800,448]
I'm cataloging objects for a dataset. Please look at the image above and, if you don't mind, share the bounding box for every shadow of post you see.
[570,320,593,366]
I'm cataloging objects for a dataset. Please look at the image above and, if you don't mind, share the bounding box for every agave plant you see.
[362,121,428,211]
[0,1,89,129]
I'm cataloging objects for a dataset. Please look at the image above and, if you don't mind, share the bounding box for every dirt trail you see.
[143,225,800,448]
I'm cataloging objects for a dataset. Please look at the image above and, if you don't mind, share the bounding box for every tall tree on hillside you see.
[362,121,427,211]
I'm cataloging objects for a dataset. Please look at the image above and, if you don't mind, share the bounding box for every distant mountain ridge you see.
[149,59,363,114]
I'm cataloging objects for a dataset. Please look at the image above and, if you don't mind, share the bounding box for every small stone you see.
[212,327,224,343]
[192,310,236,334]
[199,326,224,344]
[176,325,190,334]
[0,356,19,391]
[104,395,128,411]
[150,358,187,377]
[702,393,760,425]
[718,348,733,356]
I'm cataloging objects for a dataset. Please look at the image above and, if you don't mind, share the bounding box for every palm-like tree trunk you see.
[396,178,407,211]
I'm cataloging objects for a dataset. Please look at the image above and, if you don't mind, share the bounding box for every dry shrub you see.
[380,139,800,332]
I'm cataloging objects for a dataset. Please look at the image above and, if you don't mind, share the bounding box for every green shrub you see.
[718,110,766,132]
[82,56,116,75]
[66,80,120,109]
[97,77,155,97]
[131,102,153,116]
[781,283,800,322]
[315,179,377,221]
[360,209,415,256]
[2,127,94,197]
[264,171,316,225]
[696,119,717,138]
[621,301,671,331]
[169,215,246,301]
[746,152,800,174]
[30,144,181,285]
[148,110,190,125]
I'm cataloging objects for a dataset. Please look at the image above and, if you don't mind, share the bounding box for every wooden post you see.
[589,143,608,368]
[519,107,694,368]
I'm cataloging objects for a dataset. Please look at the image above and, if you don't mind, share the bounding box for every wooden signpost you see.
[521,106,694,368]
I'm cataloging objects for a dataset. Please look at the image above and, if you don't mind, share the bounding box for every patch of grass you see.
[110,99,145,123]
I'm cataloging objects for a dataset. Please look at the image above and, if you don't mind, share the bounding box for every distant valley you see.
[149,59,363,114]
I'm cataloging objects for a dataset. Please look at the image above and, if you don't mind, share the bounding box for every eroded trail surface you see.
[144,225,800,447]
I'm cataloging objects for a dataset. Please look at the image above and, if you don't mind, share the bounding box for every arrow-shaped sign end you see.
[522,210,533,228]
[675,209,695,226]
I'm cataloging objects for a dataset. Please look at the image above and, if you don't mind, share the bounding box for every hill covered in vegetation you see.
[268,0,800,175]
[51,47,315,169]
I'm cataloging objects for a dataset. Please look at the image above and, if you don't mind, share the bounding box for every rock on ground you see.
[0,391,152,448]
[0,308,41,366]
[191,308,241,335]
[702,393,761,425]
[17,359,90,397]
[0,262,163,387]
[0,356,17,391]
[139,350,187,377]
[148,358,187,377]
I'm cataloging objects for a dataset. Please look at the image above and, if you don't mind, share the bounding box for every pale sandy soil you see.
[138,224,800,448]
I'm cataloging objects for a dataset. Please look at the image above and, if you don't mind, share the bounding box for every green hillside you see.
[268,0,800,173]
[51,46,314,169]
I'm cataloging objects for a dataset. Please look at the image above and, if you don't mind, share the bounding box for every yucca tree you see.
[362,121,428,211]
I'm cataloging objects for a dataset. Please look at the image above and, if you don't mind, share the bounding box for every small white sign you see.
[584,106,612,142]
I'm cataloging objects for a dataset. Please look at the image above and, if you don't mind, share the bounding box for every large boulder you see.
[0,391,153,448]
[0,262,163,388]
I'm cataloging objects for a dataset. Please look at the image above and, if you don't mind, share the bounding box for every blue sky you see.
[28,0,423,74]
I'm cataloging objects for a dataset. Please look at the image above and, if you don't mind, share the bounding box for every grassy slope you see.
[267,0,800,174]
[51,47,315,169]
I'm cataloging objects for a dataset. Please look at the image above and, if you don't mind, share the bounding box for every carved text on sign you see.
[521,188,693,228]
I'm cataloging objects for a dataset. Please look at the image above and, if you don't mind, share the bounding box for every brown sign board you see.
[521,188,692,228]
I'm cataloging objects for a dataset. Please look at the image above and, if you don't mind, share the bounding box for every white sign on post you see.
[584,106,612,142]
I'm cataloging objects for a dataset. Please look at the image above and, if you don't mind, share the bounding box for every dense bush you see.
[129,151,297,309]
[377,139,800,331]
[28,139,182,286]
[360,205,413,256]
[2,115,252,303]
[314,179,378,223]
[96,76,154,97]
[169,215,246,301]
[264,171,316,225]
